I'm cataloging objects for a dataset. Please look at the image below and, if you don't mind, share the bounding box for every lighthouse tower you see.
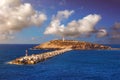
[25,50,28,56]
[62,36,65,41]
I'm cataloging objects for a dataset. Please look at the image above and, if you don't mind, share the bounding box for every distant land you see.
[8,40,112,65]
[34,40,111,50]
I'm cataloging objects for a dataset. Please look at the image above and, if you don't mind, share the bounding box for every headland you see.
[34,40,111,50]
[8,40,111,65]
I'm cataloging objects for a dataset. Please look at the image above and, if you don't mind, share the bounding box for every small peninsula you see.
[8,40,111,65]
[34,40,111,50]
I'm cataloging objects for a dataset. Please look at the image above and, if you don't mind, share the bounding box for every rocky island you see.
[34,40,111,50]
[8,40,111,65]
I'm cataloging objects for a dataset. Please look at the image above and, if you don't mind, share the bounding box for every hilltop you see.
[34,40,111,50]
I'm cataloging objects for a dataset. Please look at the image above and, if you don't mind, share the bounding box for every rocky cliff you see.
[34,40,111,50]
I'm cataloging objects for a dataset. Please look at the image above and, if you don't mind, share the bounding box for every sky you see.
[0,0,120,44]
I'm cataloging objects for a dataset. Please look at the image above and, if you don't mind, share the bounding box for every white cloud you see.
[44,10,74,35]
[53,10,74,21]
[0,0,47,40]
[113,22,120,29]
[99,22,120,44]
[110,22,120,42]
[0,0,21,7]
[64,14,101,37]
[97,29,107,38]
[44,10,101,38]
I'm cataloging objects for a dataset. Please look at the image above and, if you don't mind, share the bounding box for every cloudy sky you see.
[0,0,120,44]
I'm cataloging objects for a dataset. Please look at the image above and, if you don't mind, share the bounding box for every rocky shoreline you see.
[34,40,111,50]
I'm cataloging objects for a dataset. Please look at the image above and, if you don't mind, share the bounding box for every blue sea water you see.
[0,44,120,80]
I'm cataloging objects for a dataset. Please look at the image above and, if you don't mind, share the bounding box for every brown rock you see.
[34,40,111,50]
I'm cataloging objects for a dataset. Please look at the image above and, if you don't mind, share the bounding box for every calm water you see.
[0,44,120,80]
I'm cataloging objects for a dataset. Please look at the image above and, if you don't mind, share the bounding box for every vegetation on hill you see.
[34,40,111,50]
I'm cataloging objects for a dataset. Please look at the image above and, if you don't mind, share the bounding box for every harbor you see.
[8,49,72,65]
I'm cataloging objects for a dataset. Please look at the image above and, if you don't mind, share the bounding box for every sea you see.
[0,44,120,80]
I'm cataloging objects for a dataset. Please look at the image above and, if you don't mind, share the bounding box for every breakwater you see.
[8,49,72,65]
